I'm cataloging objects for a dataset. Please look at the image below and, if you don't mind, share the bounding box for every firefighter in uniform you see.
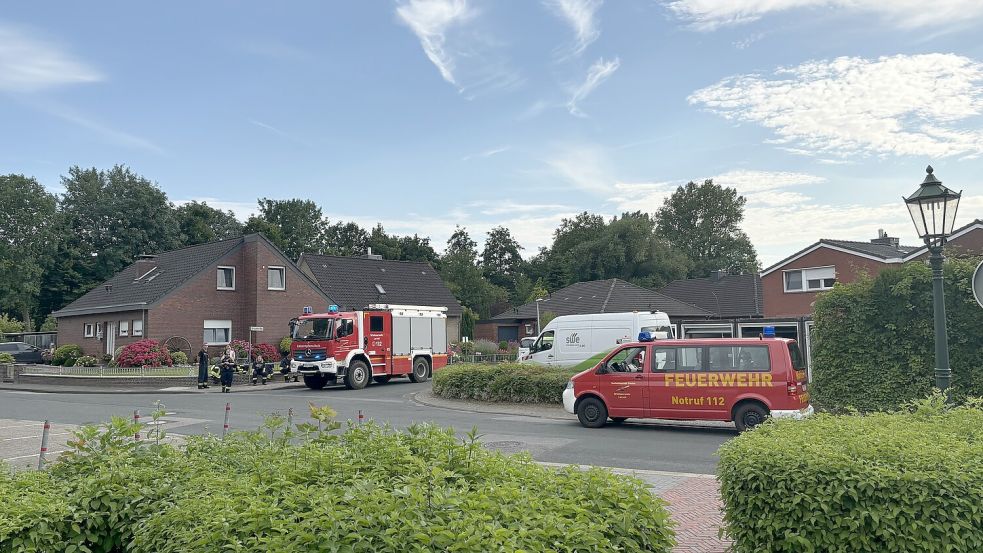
[219,350,236,393]
[251,354,268,385]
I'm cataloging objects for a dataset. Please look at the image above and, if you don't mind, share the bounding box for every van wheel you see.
[409,357,430,383]
[734,403,768,432]
[303,374,327,390]
[373,375,391,384]
[610,417,627,424]
[577,397,608,428]
[344,360,370,390]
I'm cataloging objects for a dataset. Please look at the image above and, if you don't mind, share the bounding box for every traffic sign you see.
[249,326,264,332]
[973,261,983,309]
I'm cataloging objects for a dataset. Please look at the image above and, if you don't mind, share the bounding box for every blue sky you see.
[3,1,983,266]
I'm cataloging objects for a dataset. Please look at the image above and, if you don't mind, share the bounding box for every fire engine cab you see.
[290,304,449,390]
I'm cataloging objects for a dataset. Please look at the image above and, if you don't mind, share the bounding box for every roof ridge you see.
[599,279,617,313]
[302,253,435,266]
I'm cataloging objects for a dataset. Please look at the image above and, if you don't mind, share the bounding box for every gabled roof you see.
[659,273,763,318]
[902,219,983,260]
[489,278,712,321]
[298,254,463,316]
[761,238,918,276]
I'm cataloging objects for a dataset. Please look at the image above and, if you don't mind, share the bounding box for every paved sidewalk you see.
[0,380,307,395]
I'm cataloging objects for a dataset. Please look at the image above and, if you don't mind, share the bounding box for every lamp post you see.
[903,165,962,393]
[535,298,544,335]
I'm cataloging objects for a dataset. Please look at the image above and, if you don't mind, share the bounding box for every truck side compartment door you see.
[364,313,391,375]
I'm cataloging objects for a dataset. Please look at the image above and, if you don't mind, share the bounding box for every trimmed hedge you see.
[812,257,983,411]
[433,363,578,403]
[717,395,983,553]
[0,416,676,553]
[52,344,83,366]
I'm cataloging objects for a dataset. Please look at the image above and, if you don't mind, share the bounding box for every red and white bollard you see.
[222,402,231,439]
[357,409,364,425]
[287,408,294,428]
[133,410,141,442]
[37,420,50,471]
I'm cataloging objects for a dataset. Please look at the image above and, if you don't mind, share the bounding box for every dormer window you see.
[217,266,235,290]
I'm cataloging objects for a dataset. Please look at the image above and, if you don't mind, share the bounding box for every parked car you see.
[562,332,813,431]
[524,311,674,367]
[0,341,43,364]
[516,337,536,361]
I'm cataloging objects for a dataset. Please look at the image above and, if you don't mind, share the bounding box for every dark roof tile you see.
[659,273,763,318]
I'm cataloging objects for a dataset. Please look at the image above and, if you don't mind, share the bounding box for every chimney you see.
[135,254,158,279]
[869,230,900,248]
[712,269,727,281]
[362,247,382,261]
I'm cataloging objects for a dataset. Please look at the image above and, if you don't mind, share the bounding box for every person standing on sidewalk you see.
[196,345,210,389]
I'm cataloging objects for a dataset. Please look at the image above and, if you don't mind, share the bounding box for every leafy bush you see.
[0,352,14,364]
[0,314,24,334]
[116,339,173,367]
[278,336,292,354]
[433,363,578,403]
[455,340,476,355]
[52,344,84,366]
[169,351,188,365]
[472,339,500,355]
[73,355,99,367]
[229,339,280,362]
[717,394,983,553]
[498,340,508,351]
[812,257,983,411]
[0,413,676,553]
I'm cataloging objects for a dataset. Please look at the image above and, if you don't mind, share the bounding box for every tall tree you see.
[656,179,759,277]
[252,198,327,260]
[175,201,243,246]
[366,224,401,259]
[396,234,439,265]
[439,227,507,318]
[481,226,524,290]
[324,221,369,257]
[0,174,57,328]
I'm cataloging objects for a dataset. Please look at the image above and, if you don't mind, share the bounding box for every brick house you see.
[52,234,331,358]
[475,278,712,343]
[297,252,463,342]
[761,220,983,319]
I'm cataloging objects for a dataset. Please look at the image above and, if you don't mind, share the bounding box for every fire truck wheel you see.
[372,375,391,384]
[303,374,327,390]
[576,397,608,428]
[409,357,430,383]
[734,402,768,432]
[345,360,370,390]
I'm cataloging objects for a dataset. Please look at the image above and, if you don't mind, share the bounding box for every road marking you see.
[4,450,69,461]
[1,432,74,442]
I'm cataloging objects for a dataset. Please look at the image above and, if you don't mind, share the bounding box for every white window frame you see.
[84,323,94,338]
[680,323,734,339]
[203,320,233,345]
[132,319,143,337]
[217,266,236,290]
[783,265,836,293]
[119,320,129,337]
[267,266,286,291]
[737,322,800,340]
[804,320,815,383]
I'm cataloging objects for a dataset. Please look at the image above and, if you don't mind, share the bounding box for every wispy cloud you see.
[543,144,614,193]
[544,0,603,56]
[567,57,620,116]
[0,24,101,92]
[37,102,165,154]
[689,54,983,159]
[461,145,510,161]
[396,0,475,86]
[248,119,310,147]
[666,0,983,31]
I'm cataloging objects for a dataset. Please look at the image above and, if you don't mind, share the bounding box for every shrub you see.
[52,344,84,366]
[472,339,500,356]
[433,363,578,403]
[812,257,983,411]
[116,339,173,367]
[74,355,99,367]
[456,340,476,355]
[498,340,508,351]
[717,394,983,553]
[170,351,189,365]
[278,336,292,354]
[0,352,14,364]
[0,469,75,551]
[229,339,280,362]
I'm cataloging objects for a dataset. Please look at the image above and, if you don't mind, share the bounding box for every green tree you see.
[439,227,508,318]
[39,314,57,332]
[656,179,759,277]
[324,221,369,256]
[482,226,524,292]
[0,313,25,334]
[396,234,439,265]
[0,174,58,328]
[525,278,550,303]
[366,224,402,260]
[252,198,327,260]
[175,201,243,245]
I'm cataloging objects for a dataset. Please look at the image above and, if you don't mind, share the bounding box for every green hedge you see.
[433,363,578,403]
[812,257,983,411]
[1,415,675,553]
[717,395,983,553]
[52,344,84,367]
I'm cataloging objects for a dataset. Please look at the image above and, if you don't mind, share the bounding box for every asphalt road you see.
[0,380,734,474]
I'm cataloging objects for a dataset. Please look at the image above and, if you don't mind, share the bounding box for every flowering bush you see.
[116,340,173,367]
[229,339,280,362]
[74,355,99,367]
[472,339,500,356]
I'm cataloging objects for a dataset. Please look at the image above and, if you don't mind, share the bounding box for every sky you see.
[3,1,983,267]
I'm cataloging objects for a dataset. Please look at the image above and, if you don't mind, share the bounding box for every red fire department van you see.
[290,304,449,390]
[562,332,813,431]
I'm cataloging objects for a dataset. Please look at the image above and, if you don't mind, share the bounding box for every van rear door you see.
[786,341,810,407]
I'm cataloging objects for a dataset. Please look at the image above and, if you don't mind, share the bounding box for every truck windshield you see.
[293,318,334,340]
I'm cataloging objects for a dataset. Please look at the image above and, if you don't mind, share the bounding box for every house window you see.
[217,266,235,290]
[204,320,232,345]
[268,266,285,290]
[132,320,143,337]
[96,323,103,338]
[84,323,94,338]
[784,266,836,292]
[119,321,129,337]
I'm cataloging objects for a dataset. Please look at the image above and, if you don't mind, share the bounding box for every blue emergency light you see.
[637,331,654,342]
[328,305,339,313]
[763,326,776,338]
[303,306,313,315]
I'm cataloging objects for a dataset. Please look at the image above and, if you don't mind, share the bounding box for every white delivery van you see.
[524,311,674,367]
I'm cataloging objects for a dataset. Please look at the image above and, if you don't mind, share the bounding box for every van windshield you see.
[641,325,674,339]
[787,342,806,370]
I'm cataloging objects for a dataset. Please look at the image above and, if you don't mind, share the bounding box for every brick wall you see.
[250,238,328,348]
[55,310,147,357]
[907,227,983,261]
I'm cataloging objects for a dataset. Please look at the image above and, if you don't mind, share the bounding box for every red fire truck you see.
[289,304,449,390]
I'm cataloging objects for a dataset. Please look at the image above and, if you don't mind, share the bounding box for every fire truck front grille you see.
[294,349,327,362]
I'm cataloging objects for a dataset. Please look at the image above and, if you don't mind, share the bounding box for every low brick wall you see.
[11,367,258,388]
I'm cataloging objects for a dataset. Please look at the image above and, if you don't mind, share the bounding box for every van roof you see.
[645,337,794,346]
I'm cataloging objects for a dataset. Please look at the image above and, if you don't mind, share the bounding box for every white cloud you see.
[689,54,983,159]
[544,0,603,56]
[461,145,510,161]
[666,0,983,31]
[396,0,475,86]
[542,144,614,192]
[0,24,101,92]
[567,57,620,116]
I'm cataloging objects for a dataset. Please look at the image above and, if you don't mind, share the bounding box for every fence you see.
[19,365,195,377]
[448,353,517,365]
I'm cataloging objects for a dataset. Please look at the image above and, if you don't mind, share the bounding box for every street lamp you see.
[903,165,962,393]
[535,298,544,335]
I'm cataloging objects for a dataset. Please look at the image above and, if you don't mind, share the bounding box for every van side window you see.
[652,348,677,371]
[707,346,771,372]
[677,347,703,371]
[533,331,554,352]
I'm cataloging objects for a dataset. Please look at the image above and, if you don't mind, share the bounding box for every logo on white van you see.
[565,332,585,348]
